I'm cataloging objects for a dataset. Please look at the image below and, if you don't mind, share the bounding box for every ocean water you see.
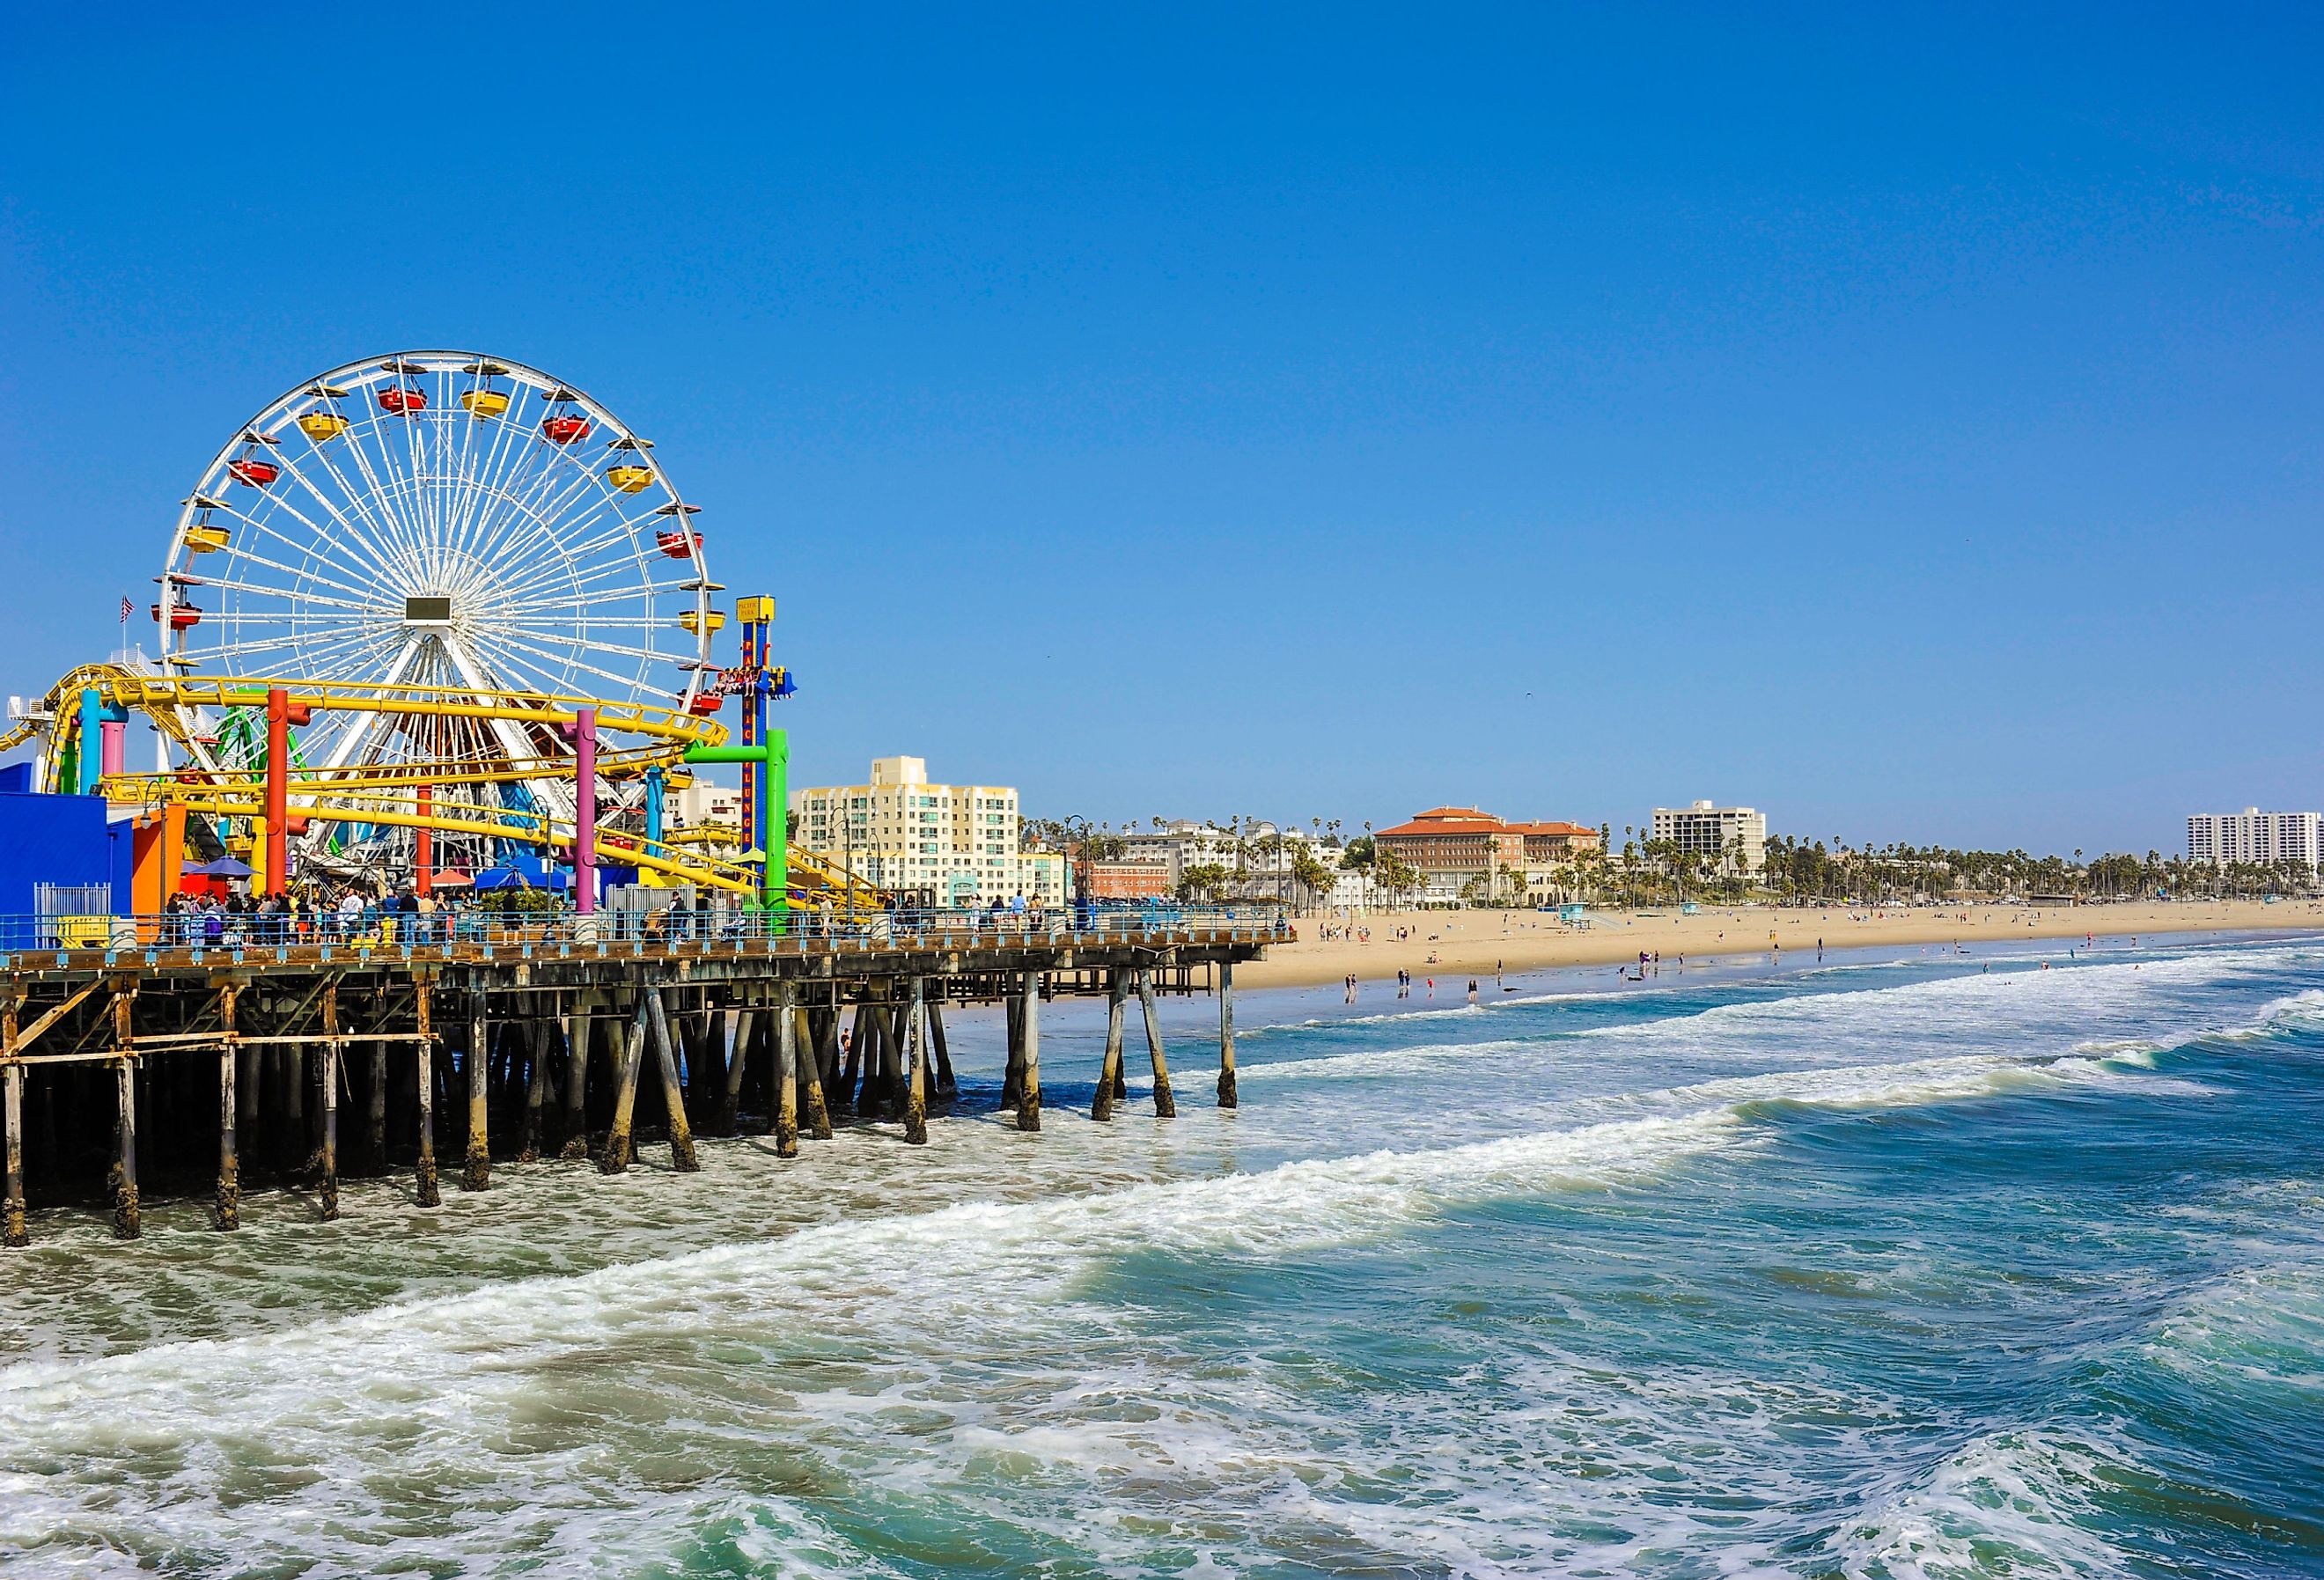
[0,937,2319,1576]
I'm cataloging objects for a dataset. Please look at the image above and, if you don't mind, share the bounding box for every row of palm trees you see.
[1038,811,2303,913]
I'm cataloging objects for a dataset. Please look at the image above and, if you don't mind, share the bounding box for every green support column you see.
[683,731,788,918]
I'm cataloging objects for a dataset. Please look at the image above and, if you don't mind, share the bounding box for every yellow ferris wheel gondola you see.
[460,360,511,418]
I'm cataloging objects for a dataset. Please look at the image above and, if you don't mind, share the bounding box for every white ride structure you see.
[154,351,722,873]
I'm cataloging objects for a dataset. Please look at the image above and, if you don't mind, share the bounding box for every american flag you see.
[119,596,133,623]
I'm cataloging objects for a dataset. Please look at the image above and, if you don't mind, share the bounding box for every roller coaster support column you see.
[683,733,788,915]
[644,767,666,866]
[76,689,127,795]
[571,708,599,915]
[264,689,289,896]
[414,785,433,898]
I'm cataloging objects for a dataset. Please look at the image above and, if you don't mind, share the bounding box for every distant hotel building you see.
[2188,808,2321,876]
[1375,807,1602,902]
[1114,819,1366,906]
[1650,801,1768,874]
[788,756,1065,908]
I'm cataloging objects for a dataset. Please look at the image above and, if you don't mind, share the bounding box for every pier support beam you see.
[803,1003,834,1139]
[644,986,701,1172]
[903,977,928,1145]
[463,996,490,1192]
[366,1040,387,1175]
[602,996,649,1174]
[519,1019,548,1162]
[775,987,798,1157]
[1003,992,1025,1111]
[718,1007,752,1137]
[3,1060,23,1249]
[320,984,341,1221]
[561,1003,592,1160]
[415,983,440,1207]
[112,1056,139,1239]
[1217,961,1239,1110]
[1018,970,1042,1133]
[1093,969,1128,1122]
[215,983,241,1230]
[927,999,956,1106]
[841,1004,869,1118]
[1136,970,1176,1118]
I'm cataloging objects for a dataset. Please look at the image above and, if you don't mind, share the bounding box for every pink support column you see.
[573,707,598,915]
[99,720,126,780]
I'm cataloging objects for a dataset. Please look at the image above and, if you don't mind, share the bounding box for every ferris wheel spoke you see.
[253,435,422,586]
[210,485,412,596]
[337,393,430,563]
[197,496,402,604]
[470,425,611,553]
[448,393,555,568]
[482,629,654,695]
[489,538,673,607]
[190,565,391,616]
[493,623,677,667]
[283,421,430,584]
[493,502,679,593]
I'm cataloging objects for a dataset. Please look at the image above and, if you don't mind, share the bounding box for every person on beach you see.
[1467,979,1478,1003]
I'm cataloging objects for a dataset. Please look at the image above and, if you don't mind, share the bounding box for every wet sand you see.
[1240,899,2324,989]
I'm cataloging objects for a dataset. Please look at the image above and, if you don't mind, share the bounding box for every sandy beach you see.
[1239,900,2324,991]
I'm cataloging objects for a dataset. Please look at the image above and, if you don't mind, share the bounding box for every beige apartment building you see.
[788,755,1064,908]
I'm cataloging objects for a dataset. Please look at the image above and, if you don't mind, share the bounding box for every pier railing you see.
[0,904,1294,969]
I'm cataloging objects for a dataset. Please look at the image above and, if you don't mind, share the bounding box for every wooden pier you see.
[0,918,1283,1244]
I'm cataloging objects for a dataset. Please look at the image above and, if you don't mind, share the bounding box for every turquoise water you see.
[0,937,2318,1576]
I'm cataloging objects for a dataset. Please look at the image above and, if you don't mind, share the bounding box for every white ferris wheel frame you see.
[157,351,717,819]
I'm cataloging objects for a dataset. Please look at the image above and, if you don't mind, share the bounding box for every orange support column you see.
[263,689,311,898]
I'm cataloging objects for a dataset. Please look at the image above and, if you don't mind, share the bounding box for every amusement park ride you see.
[0,350,878,915]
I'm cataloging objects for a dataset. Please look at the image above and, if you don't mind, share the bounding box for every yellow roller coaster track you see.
[6,668,884,908]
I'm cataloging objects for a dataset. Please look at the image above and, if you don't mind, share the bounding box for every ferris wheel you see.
[157,351,721,864]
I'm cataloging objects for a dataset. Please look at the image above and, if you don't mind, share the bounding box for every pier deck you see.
[0,911,1286,1243]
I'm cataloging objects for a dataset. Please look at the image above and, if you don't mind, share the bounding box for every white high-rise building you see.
[789,755,1064,908]
[1650,802,1768,874]
[2187,809,2321,875]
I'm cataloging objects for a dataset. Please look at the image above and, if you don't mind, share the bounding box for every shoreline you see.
[1234,900,2324,992]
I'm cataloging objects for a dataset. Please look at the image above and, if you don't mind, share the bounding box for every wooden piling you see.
[365,1040,387,1175]
[283,1045,307,1174]
[1217,960,1239,1110]
[1003,991,1026,1111]
[561,1002,592,1159]
[1136,969,1176,1118]
[519,1019,548,1162]
[775,986,799,1157]
[602,996,649,1174]
[1093,969,1128,1121]
[215,982,241,1230]
[884,1003,910,1119]
[803,1003,835,1139]
[644,985,701,1172]
[414,981,440,1206]
[904,978,928,1145]
[3,1059,23,1249]
[719,1006,753,1137]
[113,1055,139,1239]
[463,996,490,1192]
[1018,970,1042,1133]
[320,983,341,1221]
[840,1003,869,1117]
[927,999,957,1106]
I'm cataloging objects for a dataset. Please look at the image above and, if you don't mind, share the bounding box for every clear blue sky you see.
[4,4,2319,856]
